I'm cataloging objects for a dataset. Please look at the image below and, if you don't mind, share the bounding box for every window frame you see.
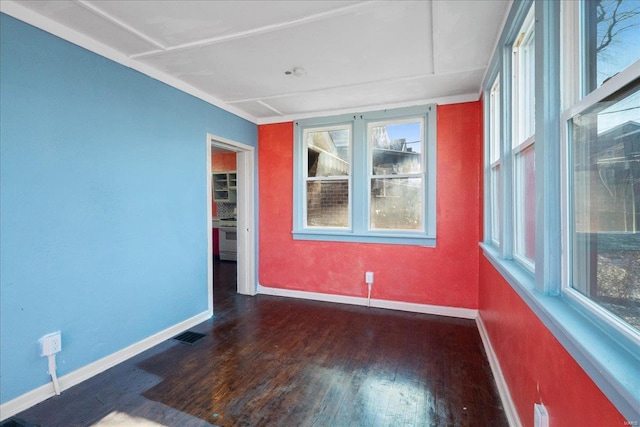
[488,75,502,246]
[367,116,427,233]
[293,105,437,246]
[302,124,353,230]
[561,65,640,348]
[481,0,640,422]
[513,10,536,144]
[511,5,536,270]
[560,0,640,348]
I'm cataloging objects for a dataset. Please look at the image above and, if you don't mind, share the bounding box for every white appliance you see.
[219,222,237,261]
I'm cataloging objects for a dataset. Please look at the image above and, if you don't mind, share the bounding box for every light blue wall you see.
[0,13,257,404]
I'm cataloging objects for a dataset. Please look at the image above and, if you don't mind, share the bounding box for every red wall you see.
[258,102,482,308]
[479,257,626,426]
[258,100,626,424]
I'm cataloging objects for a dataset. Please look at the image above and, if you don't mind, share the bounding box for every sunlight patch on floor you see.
[91,411,168,427]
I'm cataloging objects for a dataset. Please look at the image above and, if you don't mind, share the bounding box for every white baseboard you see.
[476,314,522,427]
[257,285,478,319]
[2,296,517,425]
[0,310,212,422]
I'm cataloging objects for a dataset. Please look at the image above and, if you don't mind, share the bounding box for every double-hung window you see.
[368,118,425,231]
[483,0,640,419]
[303,125,352,229]
[293,105,437,246]
[563,0,640,338]
[512,6,536,268]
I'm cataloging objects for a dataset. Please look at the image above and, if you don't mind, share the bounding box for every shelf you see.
[212,171,237,202]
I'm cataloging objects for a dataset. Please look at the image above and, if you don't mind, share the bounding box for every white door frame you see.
[207,133,256,315]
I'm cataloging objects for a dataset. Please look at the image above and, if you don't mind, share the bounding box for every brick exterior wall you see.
[306,180,349,227]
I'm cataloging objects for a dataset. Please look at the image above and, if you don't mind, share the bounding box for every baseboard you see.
[0,310,212,421]
[476,314,522,427]
[1,294,516,423]
[257,285,478,319]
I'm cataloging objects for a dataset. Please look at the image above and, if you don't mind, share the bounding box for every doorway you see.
[207,133,256,316]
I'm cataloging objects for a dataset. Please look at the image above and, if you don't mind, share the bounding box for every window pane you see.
[570,81,640,331]
[583,0,640,92]
[491,164,501,244]
[306,180,349,228]
[370,120,423,174]
[515,144,536,261]
[370,178,423,230]
[513,7,536,144]
[490,77,501,163]
[306,128,350,178]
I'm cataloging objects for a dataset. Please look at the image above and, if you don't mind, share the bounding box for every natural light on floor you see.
[91,412,168,427]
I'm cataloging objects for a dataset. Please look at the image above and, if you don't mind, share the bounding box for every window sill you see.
[293,230,436,247]
[480,243,640,422]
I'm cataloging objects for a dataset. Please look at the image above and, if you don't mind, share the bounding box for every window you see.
[489,76,502,245]
[482,0,640,420]
[369,119,425,231]
[564,0,640,337]
[483,3,535,261]
[512,6,536,268]
[303,126,351,228]
[293,105,436,246]
[568,81,640,334]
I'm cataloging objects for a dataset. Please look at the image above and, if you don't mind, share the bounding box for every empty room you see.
[1,1,638,426]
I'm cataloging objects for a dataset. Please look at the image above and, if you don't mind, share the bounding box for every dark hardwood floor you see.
[7,259,508,427]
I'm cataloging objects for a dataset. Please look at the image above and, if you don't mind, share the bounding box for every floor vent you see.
[172,331,206,345]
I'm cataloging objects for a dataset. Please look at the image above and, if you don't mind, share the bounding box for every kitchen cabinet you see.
[212,171,237,202]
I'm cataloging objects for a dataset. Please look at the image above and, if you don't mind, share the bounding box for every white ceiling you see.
[1,0,511,124]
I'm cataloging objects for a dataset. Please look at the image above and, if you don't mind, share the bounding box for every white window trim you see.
[293,105,437,246]
[489,76,502,246]
[511,5,536,269]
[513,8,536,144]
[512,134,535,271]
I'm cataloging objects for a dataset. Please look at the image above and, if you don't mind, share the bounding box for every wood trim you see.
[208,133,257,296]
[476,314,523,427]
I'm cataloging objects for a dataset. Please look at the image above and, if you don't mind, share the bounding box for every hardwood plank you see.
[8,260,507,427]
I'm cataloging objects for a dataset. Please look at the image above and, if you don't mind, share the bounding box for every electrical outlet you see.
[365,271,374,284]
[534,403,549,427]
[41,331,62,356]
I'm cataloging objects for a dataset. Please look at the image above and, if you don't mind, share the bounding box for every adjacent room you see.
[1,1,638,426]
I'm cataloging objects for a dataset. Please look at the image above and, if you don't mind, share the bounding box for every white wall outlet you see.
[534,403,549,427]
[365,271,374,284]
[40,331,62,356]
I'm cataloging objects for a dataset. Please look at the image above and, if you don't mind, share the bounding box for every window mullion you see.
[293,122,305,232]
[501,46,515,259]
[352,115,367,235]
[535,0,562,295]
[425,105,437,236]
